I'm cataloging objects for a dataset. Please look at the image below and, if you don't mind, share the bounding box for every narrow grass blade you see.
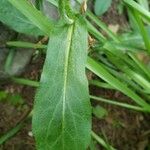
[124,0,150,22]
[91,131,116,150]
[129,53,150,79]
[11,77,39,87]
[87,57,150,111]
[90,95,146,112]
[0,123,23,145]
[89,80,116,90]
[87,11,119,42]
[132,9,150,54]
[7,41,47,49]
[4,49,16,73]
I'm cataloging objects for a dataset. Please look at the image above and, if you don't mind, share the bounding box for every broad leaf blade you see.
[33,17,91,150]
[8,0,53,35]
[0,0,44,36]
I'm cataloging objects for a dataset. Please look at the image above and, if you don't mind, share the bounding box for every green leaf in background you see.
[93,105,108,119]
[0,91,8,100]
[32,17,91,150]
[94,0,112,16]
[0,0,43,36]
[8,0,53,35]
[0,91,24,106]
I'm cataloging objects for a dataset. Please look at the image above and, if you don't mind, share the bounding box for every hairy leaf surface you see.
[0,0,45,36]
[32,17,91,150]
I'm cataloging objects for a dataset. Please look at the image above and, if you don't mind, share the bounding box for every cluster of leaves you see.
[0,0,150,150]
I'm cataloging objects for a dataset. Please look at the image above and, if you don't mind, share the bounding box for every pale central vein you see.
[62,25,74,150]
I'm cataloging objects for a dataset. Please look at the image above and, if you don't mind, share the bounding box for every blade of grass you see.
[87,11,119,42]
[128,53,150,79]
[46,0,58,7]
[0,108,31,145]
[103,41,143,53]
[103,44,144,72]
[87,57,150,111]
[98,57,145,92]
[104,65,145,92]
[90,95,146,112]
[11,77,39,87]
[89,80,116,90]
[137,0,149,11]
[124,0,150,22]
[7,41,47,49]
[0,122,23,145]
[11,76,147,112]
[106,53,150,92]
[124,68,150,92]
[4,49,16,73]
[91,131,116,150]
[86,21,106,42]
[132,9,150,55]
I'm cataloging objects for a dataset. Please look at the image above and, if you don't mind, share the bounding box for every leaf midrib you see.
[62,25,74,149]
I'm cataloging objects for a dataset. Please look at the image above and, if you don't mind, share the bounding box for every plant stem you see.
[11,77,39,87]
[90,95,146,112]
[132,9,150,55]
[87,11,119,42]
[58,0,74,24]
[91,131,116,150]
[7,41,47,49]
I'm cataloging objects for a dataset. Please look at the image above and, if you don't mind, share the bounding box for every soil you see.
[0,0,150,150]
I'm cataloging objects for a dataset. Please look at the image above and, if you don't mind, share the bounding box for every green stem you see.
[11,77,39,87]
[7,41,47,49]
[87,11,119,42]
[4,49,16,73]
[0,122,23,145]
[0,109,31,145]
[89,80,116,90]
[90,95,146,112]
[132,9,150,55]
[91,131,116,150]
[128,53,150,80]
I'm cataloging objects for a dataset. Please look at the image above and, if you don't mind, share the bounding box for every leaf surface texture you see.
[33,17,91,150]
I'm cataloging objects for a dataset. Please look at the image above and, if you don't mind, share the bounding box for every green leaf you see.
[0,0,44,36]
[87,57,150,111]
[0,91,8,100]
[32,17,91,150]
[8,0,53,35]
[93,105,108,119]
[7,41,47,49]
[0,122,23,145]
[124,0,150,22]
[137,0,149,11]
[7,94,24,106]
[94,0,112,16]
[8,0,54,35]
[91,131,116,150]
